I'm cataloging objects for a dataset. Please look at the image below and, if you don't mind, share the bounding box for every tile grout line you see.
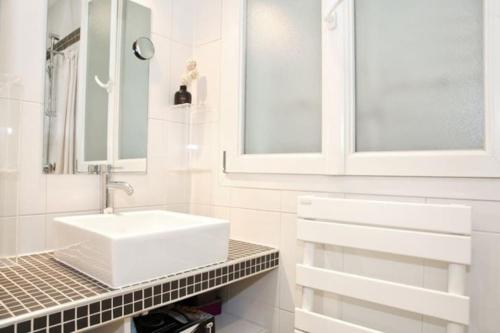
[0,298,16,318]
[4,266,53,309]
[0,279,31,314]
[30,256,107,297]
[11,258,70,305]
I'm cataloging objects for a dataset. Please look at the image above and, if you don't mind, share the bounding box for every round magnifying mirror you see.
[132,37,155,60]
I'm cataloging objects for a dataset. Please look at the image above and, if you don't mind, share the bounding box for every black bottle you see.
[174,85,192,105]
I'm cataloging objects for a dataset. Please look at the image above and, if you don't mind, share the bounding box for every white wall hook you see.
[324,0,345,30]
[324,11,338,30]
[94,75,112,93]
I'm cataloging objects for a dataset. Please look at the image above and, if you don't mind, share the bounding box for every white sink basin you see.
[53,210,230,289]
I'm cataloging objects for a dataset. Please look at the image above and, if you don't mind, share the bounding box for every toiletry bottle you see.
[174,85,192,105]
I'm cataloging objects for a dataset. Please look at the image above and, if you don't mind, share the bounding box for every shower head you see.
[47,33,64,58]
[49,33,60,41]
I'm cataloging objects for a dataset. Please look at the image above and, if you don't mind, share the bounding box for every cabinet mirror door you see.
[43,0,151,174]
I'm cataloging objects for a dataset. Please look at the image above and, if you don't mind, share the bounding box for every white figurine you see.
[181,60,199,85]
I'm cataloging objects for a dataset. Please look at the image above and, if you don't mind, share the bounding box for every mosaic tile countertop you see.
[0,240,279,333]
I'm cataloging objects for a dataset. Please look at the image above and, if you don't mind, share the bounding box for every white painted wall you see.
[0,0,196,254]
[188,1,500,332]
[47,0,81,39]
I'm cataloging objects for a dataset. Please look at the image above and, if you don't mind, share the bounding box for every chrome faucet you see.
[97,165,134,214]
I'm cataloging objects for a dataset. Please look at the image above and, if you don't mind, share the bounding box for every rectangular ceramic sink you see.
[53,210,230,289]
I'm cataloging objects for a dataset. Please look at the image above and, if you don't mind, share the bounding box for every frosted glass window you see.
[244,0,322,154]
[355,0,484,152]
[118,0,149,160]
[84,0,111,161]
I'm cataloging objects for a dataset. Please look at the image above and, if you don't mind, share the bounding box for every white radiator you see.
[295,197,471,333]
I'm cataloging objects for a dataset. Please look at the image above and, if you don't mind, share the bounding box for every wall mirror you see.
[43,0,152,174]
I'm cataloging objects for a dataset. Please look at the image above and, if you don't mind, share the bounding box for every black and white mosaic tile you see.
[0,240,279,333]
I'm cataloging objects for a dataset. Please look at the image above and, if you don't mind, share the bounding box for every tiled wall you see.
[0,0,196,255]
[188,1,500,332]
[3,1,500,332]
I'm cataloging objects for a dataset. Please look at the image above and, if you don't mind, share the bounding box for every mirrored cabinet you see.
[43,0,153,174]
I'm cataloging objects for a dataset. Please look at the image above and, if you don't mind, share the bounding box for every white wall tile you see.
[194,0,222,45]
[278,310,294,333]
[18,215,46,255]
[0,174,18,218]
[0,98,20,170]
[189,204,212,217]
[166,121,189,170]
[19,102,46,215]
[0,217,17,256]
[189,122,214,170]
[212,205,230,220]
[342,249,424,287]
[281,191,342,213]
[422,316,447,333]
[165,171,190,204]
[46,175,99,213]
[190,172,212,205]
[279,213,298,312]
[423,260,448,292]
[469,232,500,333]
[225,271,280,330]
[311,246,343,317]
[229,208,281,247]
[216,312,268,333]
[113,158,168,208]
[164,203,190,213]
[151,0,172,38]
[149,34,172,120]
[344,193,426,203]
[428,198,500,233]
[230,188,281,212]
[0,0,46,103]
[148,119,168,159]
[341,298,422,333]
[193,41,221,122]
[115,205,165,213]
[171,0,195,43]
[272,307,280,333]
[212,183,231,207]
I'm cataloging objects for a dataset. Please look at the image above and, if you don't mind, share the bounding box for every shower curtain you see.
[49,43,79,174]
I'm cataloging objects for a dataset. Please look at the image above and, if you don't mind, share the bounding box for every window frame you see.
[342,0,500,177]
[221,0,500,178]
[221,0,344,175]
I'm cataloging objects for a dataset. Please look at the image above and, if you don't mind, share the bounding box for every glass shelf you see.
[170,103,191,109]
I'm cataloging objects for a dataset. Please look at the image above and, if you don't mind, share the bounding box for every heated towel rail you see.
[295,196,471,333]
